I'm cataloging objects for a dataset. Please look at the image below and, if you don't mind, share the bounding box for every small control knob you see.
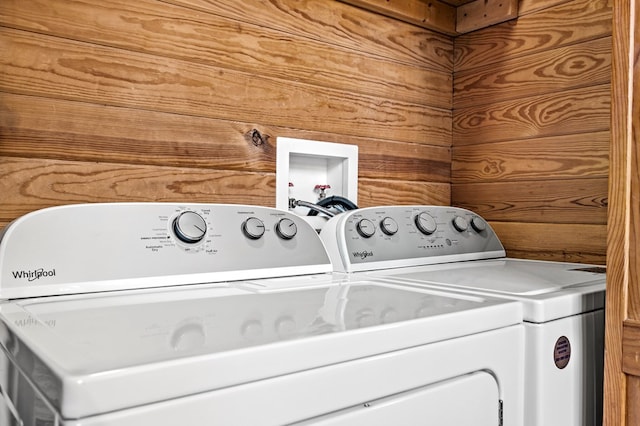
[471,217,487,232]
[380,217,399,236]
[356,218,376,238]
[173,211,207,244]
[242,217,265,240]
[275,218,297,240]
[452,216,469,232]
[415,212,437,235]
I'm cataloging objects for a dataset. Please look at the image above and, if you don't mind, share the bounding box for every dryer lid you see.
[369,258,605,322]
[0,279,520,420]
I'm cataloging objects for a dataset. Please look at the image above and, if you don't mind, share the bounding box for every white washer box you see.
[321,205,605,426]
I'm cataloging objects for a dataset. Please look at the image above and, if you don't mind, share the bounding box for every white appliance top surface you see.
[0,276,521,419]
[365,258,605,322]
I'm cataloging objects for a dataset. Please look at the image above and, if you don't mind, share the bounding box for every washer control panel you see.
[321,206,505,272]
[0,203,331,298]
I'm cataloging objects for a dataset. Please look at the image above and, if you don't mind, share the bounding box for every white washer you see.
[0,203,524,426]
[320,205,605,426]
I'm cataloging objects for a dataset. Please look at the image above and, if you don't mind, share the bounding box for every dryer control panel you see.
[0,203,332,298]
[321,206,505,272]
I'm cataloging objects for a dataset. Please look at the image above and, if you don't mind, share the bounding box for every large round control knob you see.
[380,217,399,236]
[242,217,265,240]
[452,216,469,232]
[356,218,376,238]
[275,218,297,240]
[415,212,437,235]
[471,216,487,232]
[173,211,207,244]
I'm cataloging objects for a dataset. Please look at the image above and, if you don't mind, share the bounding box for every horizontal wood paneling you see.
[0,157,449,229]
[167,0,454,71]
[0,0,452,109]
[452,178,608,224]
[0,93,450,182]
[0,28,451,145]
[454,37,612,109]
[452,0,611,264]
[489,221,607,264]
[452,132,610,182]
[454,0,612,71]
[0,157,276,224]
[359,178,450,206]
[1,0,454,230]
[453,85,611,145]
[518,0,573,15]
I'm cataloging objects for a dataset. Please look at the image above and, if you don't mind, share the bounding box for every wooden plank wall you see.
[452,0,612,264]
[0,0,453,229]
[604,0,640,423]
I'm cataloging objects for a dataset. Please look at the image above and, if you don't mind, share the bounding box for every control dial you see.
[380,217,399,236]
[471,217,487,232]
[242,217,266,240]
[173,211,207,244]
[452,216,469,232]
[275,218,297,240]
[415,212,437,235]
[356,218,376,238]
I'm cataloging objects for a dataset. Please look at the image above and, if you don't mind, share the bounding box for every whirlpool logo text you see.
[11,268,56,282]
[352,251,374,260]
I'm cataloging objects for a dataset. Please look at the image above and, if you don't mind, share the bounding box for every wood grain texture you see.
[359,178,450,206]
[0,157,451,229]
[0,93,450,183]
[518,0,573,15]
[167,0,454,72]
[627,0,640,322]
[0,157,275,223]
[0,28,451,146]
[453,85,611,145]
[628,375,640,425]
[623,321,640,376]
[603,0,636,424]
[488,221,607,263]
[452,132,610,183]
[0,0,454,234]
[454,37,612,109]
[0,0,452,109]
[456,0,518,34]
[338,0,457,35]
[454,0,612,71]
[452,178,608,224]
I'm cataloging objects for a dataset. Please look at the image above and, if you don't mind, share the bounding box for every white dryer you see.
[0,203,524,426]
[320,205,605,426]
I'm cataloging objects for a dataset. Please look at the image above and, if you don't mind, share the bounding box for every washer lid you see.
[0,280,520,420]
[367,258,605,322]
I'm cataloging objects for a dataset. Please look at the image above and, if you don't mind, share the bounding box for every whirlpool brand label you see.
[11,268,56,282]
[352,251,374,260]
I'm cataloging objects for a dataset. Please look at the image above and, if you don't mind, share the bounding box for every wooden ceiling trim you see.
[339,0,519,35]
[338,0,458,35]
[457,0,519,33]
